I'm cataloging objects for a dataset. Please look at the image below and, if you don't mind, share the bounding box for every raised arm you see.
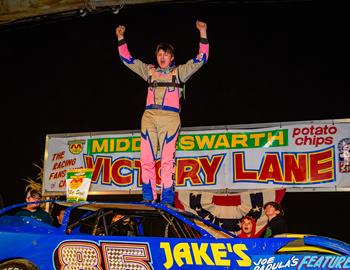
[178,20,209,83]
[196,20,207,40]
[116,25,149,81]
[116,25,125,41]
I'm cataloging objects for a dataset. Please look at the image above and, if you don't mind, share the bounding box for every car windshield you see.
[62,203,234,239]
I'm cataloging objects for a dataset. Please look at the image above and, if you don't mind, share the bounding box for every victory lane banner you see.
[42,120,350,195]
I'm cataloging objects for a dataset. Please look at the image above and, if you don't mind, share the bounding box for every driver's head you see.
[155,42,175,69]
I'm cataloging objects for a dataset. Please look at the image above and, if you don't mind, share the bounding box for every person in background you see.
[56,208,65,225]
[52,206,66,227]
[238,216,256,238]
[14,189,53,225]
[110,213,135,236]
[263,201,288,238]
[116,20,209,206]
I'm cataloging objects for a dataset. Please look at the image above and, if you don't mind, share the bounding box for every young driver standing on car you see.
[116,21,209,205]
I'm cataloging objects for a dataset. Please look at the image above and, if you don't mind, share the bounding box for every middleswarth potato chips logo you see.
[68,140,85,155]
[69,178,83,189]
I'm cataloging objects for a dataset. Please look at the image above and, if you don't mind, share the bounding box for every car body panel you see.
[1,201,350,270]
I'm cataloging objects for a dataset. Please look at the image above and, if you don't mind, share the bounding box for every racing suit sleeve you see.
[118,39,149,81]
[178,38,209,83]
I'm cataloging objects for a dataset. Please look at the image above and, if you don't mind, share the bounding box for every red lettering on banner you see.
[234,152,258,180]
[309,148,334,182]
[292,125,337,137]
[49,152,81,183]
[84,155,223,187]
[233,147,335,184]
[52,158,77,170]
[259,154,284,181]
[52,151,65,161]
[177,158,201,186]
[49,170,67,180]
[283,154,307,183]
[110,159,132,185]
[292,125,337,147]
[59,180,66,187]
[134,159,142,186]
[85,156,111,184]
[198,155,225,184]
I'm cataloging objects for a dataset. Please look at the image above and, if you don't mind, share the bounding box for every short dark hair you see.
[263,201,284,216]
[26,189,42,200]
[155,42,175,57]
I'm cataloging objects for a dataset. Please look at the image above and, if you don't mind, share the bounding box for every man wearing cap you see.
[14,189,53,225]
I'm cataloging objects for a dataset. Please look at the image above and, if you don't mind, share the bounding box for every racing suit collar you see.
[156,65,175,74]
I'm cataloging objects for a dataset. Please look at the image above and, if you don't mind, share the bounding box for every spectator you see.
[263,201,288,238]
[52,206,66,227]
[14,189,53,225]
[238,216,256,238]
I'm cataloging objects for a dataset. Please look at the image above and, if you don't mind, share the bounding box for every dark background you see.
[1,1,349,242]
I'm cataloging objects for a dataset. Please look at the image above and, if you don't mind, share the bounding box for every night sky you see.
[1,1,349,242]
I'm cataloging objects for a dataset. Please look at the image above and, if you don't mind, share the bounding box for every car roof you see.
[56,201,156,211]
[55,200,200,219]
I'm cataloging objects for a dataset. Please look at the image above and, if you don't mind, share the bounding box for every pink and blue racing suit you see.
[118,37,209,204]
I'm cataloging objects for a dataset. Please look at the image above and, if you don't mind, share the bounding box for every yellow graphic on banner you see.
[87,130,287,153]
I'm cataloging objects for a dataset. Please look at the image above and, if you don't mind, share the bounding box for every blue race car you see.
[1,201,349,270]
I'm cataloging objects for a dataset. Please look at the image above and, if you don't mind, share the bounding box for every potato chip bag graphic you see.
[66,169,93,202]
[69,178,83,189]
